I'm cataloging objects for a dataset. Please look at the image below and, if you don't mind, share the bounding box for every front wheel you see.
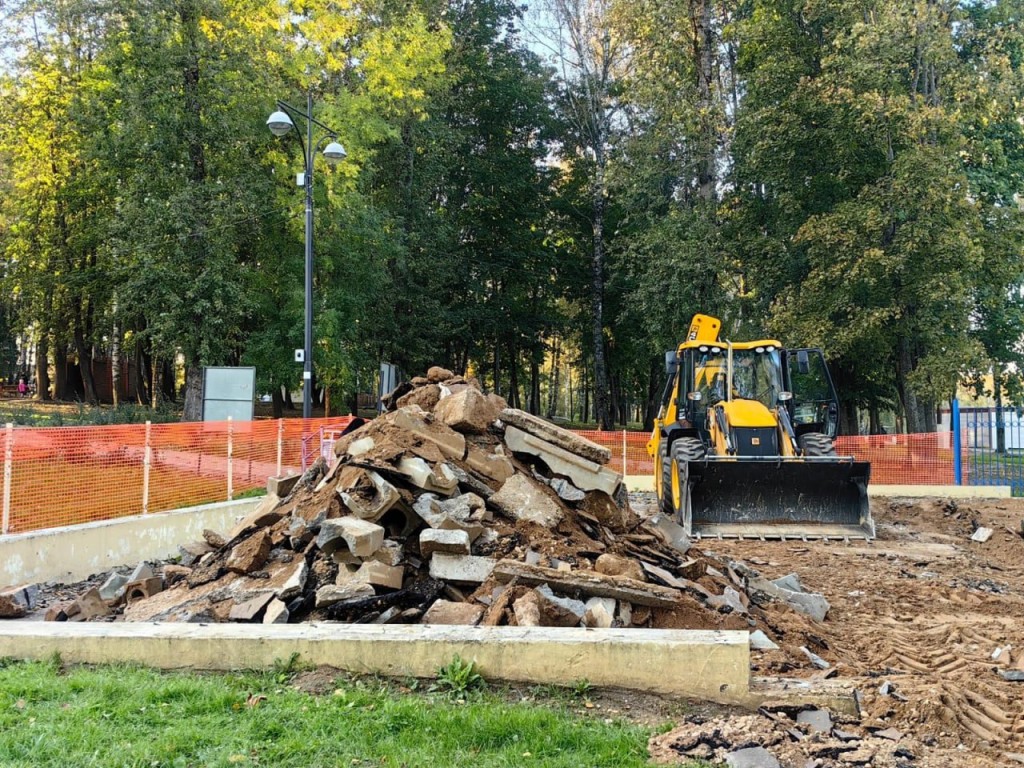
[670,438,705,520]
[799,432,837,457]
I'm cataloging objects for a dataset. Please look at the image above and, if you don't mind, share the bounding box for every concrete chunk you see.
[422,600,484,625]
[226,530,272,574]
[534,585,586,627]
[0,594,27,618]
[263,598,290,624]
[386,407,465,460]
[724,746,781,768]
[504,426,621,496]
[595,554,645,583]
[429,554,495,584]
[75,587,111,620]
[266,473,301,498]
[420,528,472,558]
[228,495,284,539]
[797,709,832,733]
[583,597,616,628]
[489,473,564,528]
[229,592,275,622]
[395,457,459,495]
[371,540,404,567]
[971,527,994,543]
[500,408,612,464]
[277,560,308,602]
[351,561,405,590]
[464,446,514,483]
[316,517,385,558]
[315,582,376,608]
[433,387,500,433]
[338,470,400,522]
[749,630,779,651]
[98,571,129,602]
[746,575,830,622]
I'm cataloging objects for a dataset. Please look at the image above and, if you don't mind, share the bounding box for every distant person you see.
[17,377,27,398]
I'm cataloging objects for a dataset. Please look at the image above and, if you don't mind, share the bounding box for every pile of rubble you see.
[26,368,831,638]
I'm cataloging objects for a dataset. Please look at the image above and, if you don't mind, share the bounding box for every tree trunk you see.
[272,386,284,419]
[546,335,561,419]
[529,356,540,415]
[693,0,716,203]
[643,358,661,431]
[590,143,611,430]
[133,341,149,406]
[182,363,203,420]
[508,343,521,409]
[994,368,1006,453]
[284,385,295,410]
[896,336,934,434]
[869,405,882,435]
[73,314,99,406]
[111,313,121,408]
[35,327,52,401]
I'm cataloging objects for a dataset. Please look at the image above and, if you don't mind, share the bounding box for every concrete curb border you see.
[1,498,261,585]
[0,622,751,703]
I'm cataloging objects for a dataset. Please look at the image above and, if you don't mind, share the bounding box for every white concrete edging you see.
[1,497,262,586]
[0,622,752,703]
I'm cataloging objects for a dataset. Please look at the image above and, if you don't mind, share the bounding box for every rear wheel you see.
[670,438,705,518]
[799,432,837,457]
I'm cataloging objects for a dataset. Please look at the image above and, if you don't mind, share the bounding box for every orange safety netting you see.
[1,417,352,535]
[1,419,958,536]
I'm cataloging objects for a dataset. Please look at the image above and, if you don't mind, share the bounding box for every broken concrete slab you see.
[370,540,404,567]
[315,582,376,608]
[395,457,459,495]
[267,473,301,498]
[316,517,385,558]
[338,470,401,522]
[749,630,779,651]
[547,477,585,502]
[396,383,441,412]
[433,387,499,434]
[263,598,290,624]
[800,646,831,670]
[226,530,272,575]
[500,408,612,464]
[797,709,833,733]
[708,587,748,615]
[463,446,514,484]
[0,594,27,618]
[646,514,692,555]
[489,473,564,528]
[350,561,405,591]
[277,560,308,602]
[583,597,616,628]
[971,527,994,543]
[385,407,465,460]
[503,426,620,496]
[428,554,495,584]
[0,583,39,612]
[724,746,781,768]
[229,592,275,622]
[76,587,111,620]
[492,561,681,609]
[419,528,471,559]
[98,571,129,602]
[746,575,830,622]
[422,600,484,625]
[534,584,585,627]
[513,591,542,627]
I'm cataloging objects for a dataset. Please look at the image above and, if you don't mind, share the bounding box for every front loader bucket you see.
[680,458,873,540]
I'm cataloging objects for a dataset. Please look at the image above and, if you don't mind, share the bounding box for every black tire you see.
[659,442,674,515]
[670,438,705,518]
[799,432,838,457]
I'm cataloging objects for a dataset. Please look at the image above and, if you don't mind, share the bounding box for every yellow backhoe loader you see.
[648,314,873,540]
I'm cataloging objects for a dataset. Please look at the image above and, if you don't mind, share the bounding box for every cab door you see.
[785,348,840,438]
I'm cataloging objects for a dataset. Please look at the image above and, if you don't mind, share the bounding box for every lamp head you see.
[267,110,294,137]
[323,141,347,163]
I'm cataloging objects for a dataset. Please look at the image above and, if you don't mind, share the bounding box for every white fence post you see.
[143,421,151,514]
[276,418,283,477]
[2,423,13,535]
[622,429,628,477]
[227,416,234,501]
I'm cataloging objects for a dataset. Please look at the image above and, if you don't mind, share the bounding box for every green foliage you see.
[433,655,486,698]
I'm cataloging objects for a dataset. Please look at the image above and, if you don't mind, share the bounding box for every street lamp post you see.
[267,91,347,419]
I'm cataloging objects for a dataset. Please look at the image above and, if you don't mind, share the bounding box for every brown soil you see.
[671,495,1024,766]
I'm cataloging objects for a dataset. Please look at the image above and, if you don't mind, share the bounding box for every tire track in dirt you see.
[839,615,1024,749]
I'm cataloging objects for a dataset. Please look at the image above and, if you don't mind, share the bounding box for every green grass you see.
[0,401,181,427]
[0,660,676,768]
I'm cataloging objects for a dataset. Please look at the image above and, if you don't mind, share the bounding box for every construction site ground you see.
[631,491,1024,766]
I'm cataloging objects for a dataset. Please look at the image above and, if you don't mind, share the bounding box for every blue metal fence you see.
[962,404,1024,495]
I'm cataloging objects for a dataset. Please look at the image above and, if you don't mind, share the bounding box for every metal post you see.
[622,429,627,477]
[276,418,284,477]
[143,421,151,514]
[2,423,13,535]
[227,416,234,501]
[303,89,314,420]
[952,398,962,486]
